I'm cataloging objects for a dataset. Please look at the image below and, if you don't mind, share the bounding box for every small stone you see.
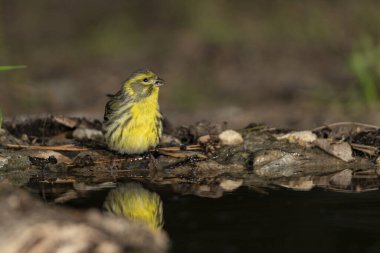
[254,154,298,178]
[280,177,314,191]
[219,179,243,191]
[0,129,6,136]
[198,185,211,192]
[198,135,211,144]
[0,155,31,171]
[329,169,352,187]
[218,130,244,145]
[20,134,29,142]
[276,130,317,147]
[159,134,181,146]
[376,156,380,166]
[0,156,9,169]
[73,128,103,141]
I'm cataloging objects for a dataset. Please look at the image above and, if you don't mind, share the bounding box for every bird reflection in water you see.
[103,183,164,230]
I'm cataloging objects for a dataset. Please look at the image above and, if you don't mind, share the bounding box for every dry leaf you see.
[314,139,354,162]
[53,115,80,128]
[29,150,72,164]
[313,122,379,139]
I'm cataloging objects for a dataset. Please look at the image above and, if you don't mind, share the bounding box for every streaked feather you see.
[103,69,163,154]
[103,183,164,230]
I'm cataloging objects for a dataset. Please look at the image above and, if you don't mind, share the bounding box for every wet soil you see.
[1,116,379,196]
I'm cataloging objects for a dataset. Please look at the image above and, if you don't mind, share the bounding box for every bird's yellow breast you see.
[108,89,162,154]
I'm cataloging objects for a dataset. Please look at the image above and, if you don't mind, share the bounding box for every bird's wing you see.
[104,90,134,123]
[104,90,123,122]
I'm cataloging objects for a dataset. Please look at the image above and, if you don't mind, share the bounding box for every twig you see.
[158,150,207,159]
[313,121,380,132]
[4,144,88,151]
[350,143,378,156]
[158,145,201,152]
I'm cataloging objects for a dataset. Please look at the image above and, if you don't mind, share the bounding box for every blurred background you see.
[1,0,380,129]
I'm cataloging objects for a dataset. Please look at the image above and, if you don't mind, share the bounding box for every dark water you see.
[36,184,380,253]
[163,188,380,253]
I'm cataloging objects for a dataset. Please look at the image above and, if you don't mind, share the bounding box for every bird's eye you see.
[143,78,149,82]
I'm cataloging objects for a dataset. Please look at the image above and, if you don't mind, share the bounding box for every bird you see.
[103,183,164,230]
[103,69,164,154]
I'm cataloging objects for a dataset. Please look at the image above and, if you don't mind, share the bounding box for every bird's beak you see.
[154,78,164,87]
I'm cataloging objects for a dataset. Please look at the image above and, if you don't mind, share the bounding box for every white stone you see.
[276,130,317,146]
[219,179,243,191]
[0,156,9,169]
[159,134,181,145]
[198,135,211,144]
[218,130,244,145]
[73,128,104,141]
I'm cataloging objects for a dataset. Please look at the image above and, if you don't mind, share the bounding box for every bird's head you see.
[123,69,164,99]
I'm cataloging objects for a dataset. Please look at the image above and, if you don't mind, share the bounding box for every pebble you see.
[0,129,6,136]
[276,130,317,147]
[218,130,244,145]
[280,178,314,191]
[198,135,210,144]
[20,134,29,142]
[219,179,243,191]
[73,128,104,141]
[0,156,8,169]
[159,134,181,146]
[254,154,298,178]
[0,154,30,171]
[329,169,352,187]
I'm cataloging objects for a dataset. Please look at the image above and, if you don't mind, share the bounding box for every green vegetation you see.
[349,37,380,105]
[0,65,26,71]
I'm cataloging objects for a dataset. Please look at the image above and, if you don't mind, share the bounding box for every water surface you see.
[33,183,380,253]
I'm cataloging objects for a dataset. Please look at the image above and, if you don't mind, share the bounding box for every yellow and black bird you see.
[103,183,164,230]
[103,69,164,154]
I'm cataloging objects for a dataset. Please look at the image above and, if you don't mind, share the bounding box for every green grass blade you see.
[0,65,27,71]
